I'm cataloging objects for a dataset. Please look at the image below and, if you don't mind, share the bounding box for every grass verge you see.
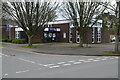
[104,51,120,54]
[71,46,99,48]
[23,46,37,48]
[0,43,7,45]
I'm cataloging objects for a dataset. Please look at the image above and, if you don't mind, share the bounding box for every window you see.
[70,38,72,41]
[44,33,47,38]
[97,28,101,43]
[76,31,80,43]
[49,33,52,38]
[63,33,66,38]
[92,28,95,43]
[77,38,80,42]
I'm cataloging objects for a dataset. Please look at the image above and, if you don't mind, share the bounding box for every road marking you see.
[43,65,49,67]
[87,59,94,61]
[47,64,55,66]
[81,56,92,57]
[18,58,35,63]
[92,60,100,62]
[38,64,43,65]
[103,57,109,59]
[0,53,9,57]
[43,64,55,67]
[109,58,115,59]
[96,57,102,59]
[78,60,85,61]
[73,62,82,64]
[115,57,119,59]
[63,64,71,66]
[68,61,75,62]
[101,59,107,60]
[49,65,60,68]
[57,62,66,64]
[16,70,29,74]
[3,74,8,76]
[83,61,91,63]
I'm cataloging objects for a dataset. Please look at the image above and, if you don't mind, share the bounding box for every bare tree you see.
[101,1,120,51]
[62,1,108,47]
[114,1,120,51]
[2,1,58,46]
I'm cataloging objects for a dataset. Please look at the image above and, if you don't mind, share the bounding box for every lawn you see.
[23,45,37,48]
[104,51,120,54]
[0,43,7,45]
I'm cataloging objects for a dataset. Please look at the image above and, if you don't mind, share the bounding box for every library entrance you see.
[43,27,61,42]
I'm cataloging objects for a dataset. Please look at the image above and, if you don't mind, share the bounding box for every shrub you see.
[7,39,13,42]
[12,39,26,44]
[0,39,13,42]
[1,39,9,42]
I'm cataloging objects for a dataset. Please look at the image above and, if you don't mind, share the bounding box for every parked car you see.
[111,37,120,43]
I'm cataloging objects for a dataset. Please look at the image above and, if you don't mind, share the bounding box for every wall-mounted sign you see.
[44,28,60,32]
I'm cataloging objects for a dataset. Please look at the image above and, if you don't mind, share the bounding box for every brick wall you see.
[72,27,93,43]
[72,28,76,43]
[32,27,44,43]
[101,28,110,43]
[9,27,15,39]
[83,27,92,44]
[0,26,9,39]
[52,23,70,43]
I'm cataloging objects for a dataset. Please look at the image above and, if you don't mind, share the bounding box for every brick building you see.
[0,25,15,39]
[15,19,110,43]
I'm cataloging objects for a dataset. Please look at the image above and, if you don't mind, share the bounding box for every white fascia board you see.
[48,20,72,25]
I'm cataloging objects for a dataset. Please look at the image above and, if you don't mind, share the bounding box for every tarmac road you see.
[1,47,119,78]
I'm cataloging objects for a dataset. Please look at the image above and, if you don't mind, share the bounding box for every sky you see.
[55,0,117,20]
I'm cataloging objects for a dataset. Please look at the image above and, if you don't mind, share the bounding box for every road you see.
[1,47,119,78]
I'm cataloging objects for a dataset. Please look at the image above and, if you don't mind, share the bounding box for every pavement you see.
[1,42,120,56]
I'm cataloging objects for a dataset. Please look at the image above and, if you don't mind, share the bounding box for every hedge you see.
[12,39,26,44]
[0,39,10,42]
[0,39,27,44]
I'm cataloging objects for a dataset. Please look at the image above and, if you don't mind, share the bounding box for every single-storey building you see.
[14,19,110,44]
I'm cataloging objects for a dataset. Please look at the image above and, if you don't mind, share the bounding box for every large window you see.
[92,28,95,43]
[97,28,101,43]
[76,31,80,43]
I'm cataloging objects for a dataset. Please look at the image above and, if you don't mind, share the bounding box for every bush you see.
[0,39,9,42]
[7,39,13,42]
[12,39,26,44]
[0,39,13,42]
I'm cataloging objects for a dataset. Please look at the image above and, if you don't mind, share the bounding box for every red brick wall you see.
[83,28,92,43]
[72,28,77,43]
[10,27,15,39]
[0,26,9,39]
[101,28,110,43]
[52,23,70,43]
[72,27,93,43]
[32,28,44,43]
